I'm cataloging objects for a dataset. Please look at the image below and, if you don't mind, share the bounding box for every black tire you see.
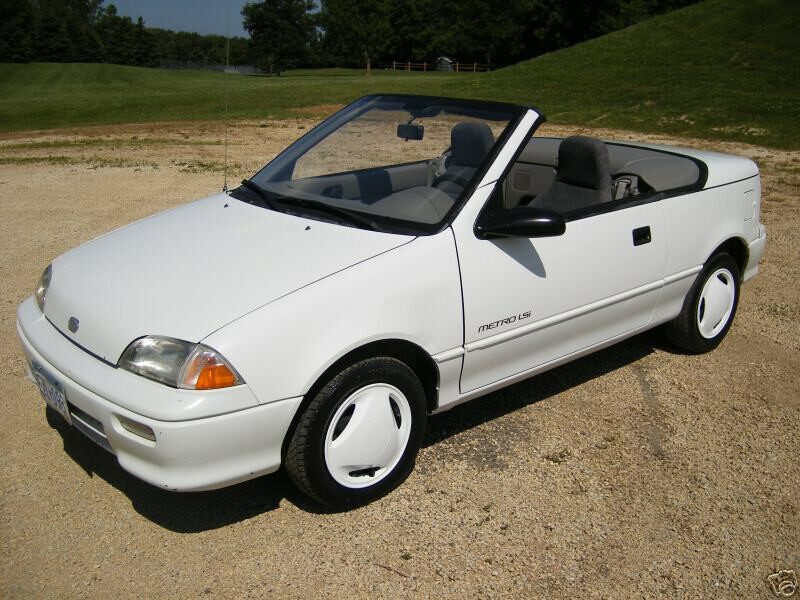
[664,252,740,353]
[285,357,427,509]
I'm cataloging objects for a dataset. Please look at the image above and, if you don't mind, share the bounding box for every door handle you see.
[632,226,651,246]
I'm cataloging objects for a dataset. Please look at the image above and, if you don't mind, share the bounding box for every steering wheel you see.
[433,172,471,190]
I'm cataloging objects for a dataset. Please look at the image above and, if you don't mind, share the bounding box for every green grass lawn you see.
[0,63,465,131]
[0,0,797,148]
[471,0,800,149]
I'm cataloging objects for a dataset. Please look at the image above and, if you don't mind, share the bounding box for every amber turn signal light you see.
[195,363,238,390]
[179,345,243,390]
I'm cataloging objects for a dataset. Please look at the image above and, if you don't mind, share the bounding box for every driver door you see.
[452,183,666,394]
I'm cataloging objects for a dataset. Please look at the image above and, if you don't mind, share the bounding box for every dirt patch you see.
[289,104,346,117]
[631,363,666,459]
[0,118,798,599]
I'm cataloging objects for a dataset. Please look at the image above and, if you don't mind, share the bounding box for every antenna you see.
[222,0,231,193]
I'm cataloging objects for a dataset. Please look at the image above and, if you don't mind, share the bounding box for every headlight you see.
[118,336,244,390]
[35,264,52,313]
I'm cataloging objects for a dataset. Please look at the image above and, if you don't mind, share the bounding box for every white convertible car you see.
[17,95,766,508]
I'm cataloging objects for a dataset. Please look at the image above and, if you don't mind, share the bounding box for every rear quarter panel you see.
[655,164,761,324]
[664,177,760,272]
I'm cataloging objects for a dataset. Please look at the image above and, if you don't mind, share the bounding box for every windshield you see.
[237,95,523,235]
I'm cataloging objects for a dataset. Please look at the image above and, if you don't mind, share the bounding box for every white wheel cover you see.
[697,267,736,339]
[324,383,412,488]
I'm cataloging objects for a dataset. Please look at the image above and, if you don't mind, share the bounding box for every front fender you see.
[203,230,463,405]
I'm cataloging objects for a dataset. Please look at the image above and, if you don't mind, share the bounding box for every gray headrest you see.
[556,136,610,190]
[450,122,495,168]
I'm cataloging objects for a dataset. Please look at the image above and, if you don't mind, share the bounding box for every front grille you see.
[68,403,114,454]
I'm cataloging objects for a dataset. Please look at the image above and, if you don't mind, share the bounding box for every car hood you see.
[44,194,412,363]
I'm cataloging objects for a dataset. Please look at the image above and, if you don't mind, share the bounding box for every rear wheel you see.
[664,252,740,353]
[285,357,427,509]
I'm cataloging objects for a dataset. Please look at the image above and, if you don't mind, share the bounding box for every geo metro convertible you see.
[17,95,767,508]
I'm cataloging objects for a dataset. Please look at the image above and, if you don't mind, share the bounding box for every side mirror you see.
[475,206,566,239]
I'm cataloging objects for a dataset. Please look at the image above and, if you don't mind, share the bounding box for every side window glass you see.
[524,136,614,215]
[502,163,558,211]
[499,135,702,221]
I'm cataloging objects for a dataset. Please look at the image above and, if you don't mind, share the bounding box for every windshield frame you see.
[235,94,532,236]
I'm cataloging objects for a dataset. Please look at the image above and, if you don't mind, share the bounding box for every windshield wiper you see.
[239,178,278,211]
[239,178,382,232]
[280,196,384,232]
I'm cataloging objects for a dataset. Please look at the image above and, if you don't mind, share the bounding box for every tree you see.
[228,37,253,65]
[130,16,158,67]
[28,0,105,62]
[0,0,36,62]
[384,0,440,63]
[320,0,392,73]
[96,4,137,65]
[0,0,701,70]
[242,0,314,75]
[445,0,531,66]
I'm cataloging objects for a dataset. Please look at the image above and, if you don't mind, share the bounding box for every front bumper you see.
[743,223,767,282]
[16,298,302,491]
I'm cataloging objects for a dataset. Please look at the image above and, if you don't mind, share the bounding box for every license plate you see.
[32,363,71,425]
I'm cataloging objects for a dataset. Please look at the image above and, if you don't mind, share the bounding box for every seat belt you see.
[614,177,632,200]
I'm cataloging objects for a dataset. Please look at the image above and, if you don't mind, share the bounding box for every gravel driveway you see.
[1,120,797,598]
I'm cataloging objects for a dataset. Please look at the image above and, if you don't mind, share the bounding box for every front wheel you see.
[664,252,740,353]
[285,357,427,509]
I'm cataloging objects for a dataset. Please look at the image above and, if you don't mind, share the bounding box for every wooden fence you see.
[383,60,496,72]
